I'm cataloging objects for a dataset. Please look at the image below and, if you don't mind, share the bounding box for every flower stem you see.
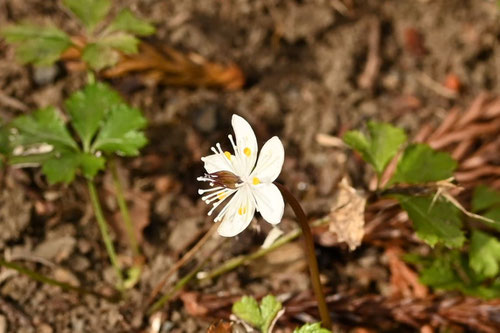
[109,159,140,257]
[198,216,329,280]
[274,182,332,329]
[0,258,119,302]
[87,180,124,290]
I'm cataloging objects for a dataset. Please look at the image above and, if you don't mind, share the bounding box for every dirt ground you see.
[0,0,500,332]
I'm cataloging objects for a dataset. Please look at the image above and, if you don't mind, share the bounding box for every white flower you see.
[198,114,285,237]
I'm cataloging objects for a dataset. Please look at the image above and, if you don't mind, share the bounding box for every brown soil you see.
[0,0,499,332]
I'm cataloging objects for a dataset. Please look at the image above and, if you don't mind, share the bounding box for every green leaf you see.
[483,208,500,225]
[92,104,147,156]
[396,195,465,248]
[82,43,120,71]
[0,125,11,155]
[12,107,78,151]
[42,151,80,184]
[1,24,72,66]
[472,185,500,212]
[469,230,500,279]
[79,153,105,179]
[63,0,111,32]
[65,82,123,151]
[41,151,104,184]
[343,121,407,175]
[294,323,332,333]
[232,296,263,328]
[109,9,155,36]
[99,32,140,53]
[390,144,457,185]
[259,295,283,333]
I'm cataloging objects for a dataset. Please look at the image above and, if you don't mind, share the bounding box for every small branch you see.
[146,222,219,306]
[87,180,124,290]
[0,258,118,302]
[197,216,330,280]
[109,159,140,257]
[274,182,332,329]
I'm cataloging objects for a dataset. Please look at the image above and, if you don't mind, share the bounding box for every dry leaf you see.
[329,178,366,250]
[207,321,233,333]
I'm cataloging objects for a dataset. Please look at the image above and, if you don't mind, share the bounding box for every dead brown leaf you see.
[328,178,367,250]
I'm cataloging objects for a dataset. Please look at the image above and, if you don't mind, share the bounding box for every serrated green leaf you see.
[41,151,104,184]
[109,9,155,36]
[470,230,500,279]
[42,151,81,184]
[294,323,332,333]
[259,295,283,333]
[343,121,407,175]
[63,0,111,32]
[99,32,139,54]
[390,144,457,185]
[65,82,123,151]
[396,195,465,248]
[92,104,147,156]
[12,107,78,151]
[79,153,105,179]
[416,251,500,299]
[1,24,72,66]
[82,43,120,71]
[472,185,500,212]
[232,296,263,328]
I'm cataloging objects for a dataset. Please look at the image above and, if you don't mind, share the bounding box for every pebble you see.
[34,236,76,263]
[0,315,6,333]
[33,65,59,85]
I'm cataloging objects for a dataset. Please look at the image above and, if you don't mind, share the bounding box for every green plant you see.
[1,0,155,70]
[231,294,331,332]
[6,80,147,290]
[344,122,500,298]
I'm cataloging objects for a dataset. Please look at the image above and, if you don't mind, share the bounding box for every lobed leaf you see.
[293,323,332,333]
[12,107,78,151]
[259,295,283,333]
[63,0,111,32]
[232,296,263,328]
[65,82,123,151]
[92,104,147,156]
[469,230,500,279]
[472,185,500,212]
[390,143,457,185]
[343,121,407,175]
[41,151,105,184]
[109,9,156,36]
[396,195,465,248]
[99,32,140,54]
[82,43,120,71]
[1,24,72,66]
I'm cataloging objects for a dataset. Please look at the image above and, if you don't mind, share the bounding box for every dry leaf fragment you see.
[329,178,367,250]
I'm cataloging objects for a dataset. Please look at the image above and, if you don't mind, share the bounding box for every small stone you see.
[33,65,59,85]
[36,324,53,333]
[70,255,90,272]
[34,236,76,263]
[0,315,7,333]
[53,268,80,287]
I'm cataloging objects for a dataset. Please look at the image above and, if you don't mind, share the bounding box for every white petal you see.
[201,153,233,173]
[251,183,284,225]
[250,136,284,183]
[232,114,258,176]
[217,186,256,237]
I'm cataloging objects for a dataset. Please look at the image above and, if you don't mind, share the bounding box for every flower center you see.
[224,151,232,160]
[238,207,247,215]
[252,177,260,185]
[201,171,241,189]
[243,147,251,156]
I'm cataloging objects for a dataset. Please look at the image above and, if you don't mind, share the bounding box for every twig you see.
[146,222,219,306]
[416,72,458,99]
[0,258,118,302]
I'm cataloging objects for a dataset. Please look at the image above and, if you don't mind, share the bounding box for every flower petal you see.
[250,136,284,183]
[232,114,258,177]
[217,186,256,237]
[201,153,233,173]
[251,183,284,225]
